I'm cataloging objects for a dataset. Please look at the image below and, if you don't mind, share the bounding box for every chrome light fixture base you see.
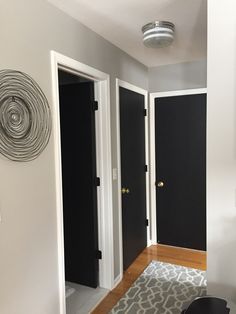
[142,21,175,48]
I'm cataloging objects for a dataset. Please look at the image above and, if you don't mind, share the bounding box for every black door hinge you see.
[146,219,149,226]
[95,177,100,186]
[144,109,147,116]
[92,100,98,111]
[96,250,102,260]
[145,165,148,172]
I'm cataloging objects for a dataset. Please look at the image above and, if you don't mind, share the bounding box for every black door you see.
[155,94,206,251]
[119,87,147,271]
[59,78,99,288]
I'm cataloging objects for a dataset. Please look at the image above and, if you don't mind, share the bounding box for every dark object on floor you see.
[182,296,230,313]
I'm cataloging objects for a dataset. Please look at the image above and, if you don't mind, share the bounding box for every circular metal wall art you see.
[0,69,51,162]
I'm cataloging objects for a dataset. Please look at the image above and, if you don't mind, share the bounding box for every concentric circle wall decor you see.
[0,69,51,161]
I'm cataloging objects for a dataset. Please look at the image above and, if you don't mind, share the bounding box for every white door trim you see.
[115,78,150,284]
[149,88,207,244]
[51,51,114,314]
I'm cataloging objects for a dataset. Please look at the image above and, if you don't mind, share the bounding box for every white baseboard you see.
[113,273,123,289]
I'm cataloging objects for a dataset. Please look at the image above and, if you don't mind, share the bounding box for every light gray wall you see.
[0,1,148,313]
[207,0,236,301]
[148,60,207,92]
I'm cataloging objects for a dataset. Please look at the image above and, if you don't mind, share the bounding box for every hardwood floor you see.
[92,244,206,314]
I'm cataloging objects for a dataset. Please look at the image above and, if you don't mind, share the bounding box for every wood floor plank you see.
[92,244,206,314]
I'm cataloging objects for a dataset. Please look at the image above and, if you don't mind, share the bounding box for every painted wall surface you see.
[207,0,236,301]
[148,60,207,92]
[0,1,148,313]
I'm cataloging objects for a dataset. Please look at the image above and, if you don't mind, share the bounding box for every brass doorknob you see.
[121,187,130,194]
[121,188,126,194]
[157,181,164,187]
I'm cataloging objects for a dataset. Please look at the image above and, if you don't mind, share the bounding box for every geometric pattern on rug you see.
[110,261,207,314]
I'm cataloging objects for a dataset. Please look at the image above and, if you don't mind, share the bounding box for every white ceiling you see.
[48,0,207,67]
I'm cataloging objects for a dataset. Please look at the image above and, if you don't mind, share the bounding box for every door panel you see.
[155,94,206,251]
[59,80,99,288]
[119,86,147,270]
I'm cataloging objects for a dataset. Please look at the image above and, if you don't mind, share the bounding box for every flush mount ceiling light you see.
[142,21,175,48]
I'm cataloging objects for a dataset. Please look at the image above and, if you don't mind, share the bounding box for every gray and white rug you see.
[110,261,206,314]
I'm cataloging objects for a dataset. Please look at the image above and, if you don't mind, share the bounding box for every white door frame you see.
[115,79,151,284]
[149,88,207,244]
[51,51,114,314]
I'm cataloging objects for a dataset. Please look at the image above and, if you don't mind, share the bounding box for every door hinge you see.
[146,219,149,226]
[145,165,148,172]
[95,177,100,187]
[96,250,102,260]
[144,109,147,116]
[92,100,98,111]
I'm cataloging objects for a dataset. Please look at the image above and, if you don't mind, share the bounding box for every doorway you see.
[150,89,207,251]
[58,70,99,288]
[58,69,109,313]
[116,79,150,276]
[51,51,113,314]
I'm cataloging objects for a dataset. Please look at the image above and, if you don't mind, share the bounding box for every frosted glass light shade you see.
[142,21,175,48]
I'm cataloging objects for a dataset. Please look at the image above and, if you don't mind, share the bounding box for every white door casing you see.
[51,51,114,314]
